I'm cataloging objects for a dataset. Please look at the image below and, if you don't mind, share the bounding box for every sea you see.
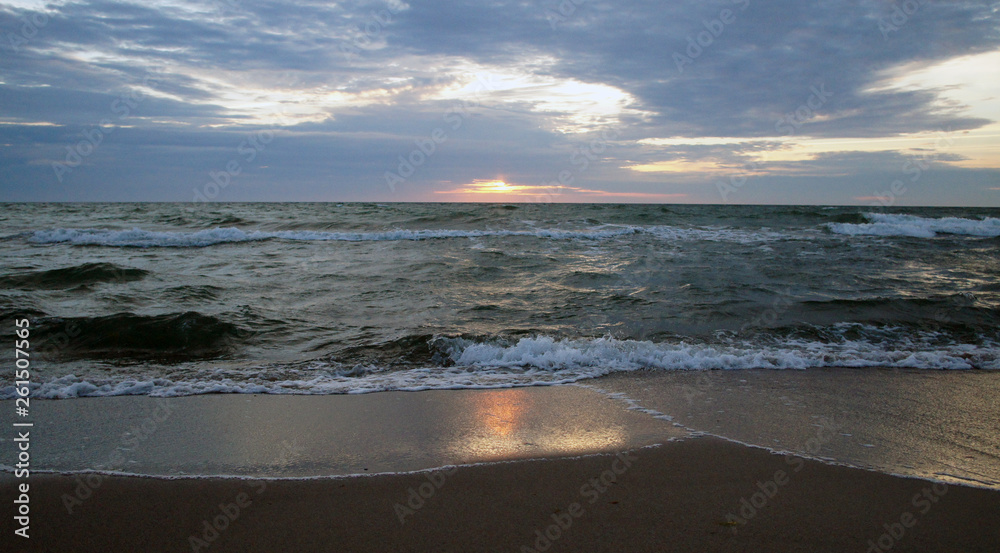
[1,202,998,400]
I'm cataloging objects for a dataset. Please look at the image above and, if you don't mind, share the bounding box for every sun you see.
[433,178,690,202]
[435,179,526,196]
[478,180,513,192]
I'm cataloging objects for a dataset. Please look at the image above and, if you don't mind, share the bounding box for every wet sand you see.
[0,385,681,477]
[3,370,999,551]
[2,437,999,552]
[589,367,1000,488]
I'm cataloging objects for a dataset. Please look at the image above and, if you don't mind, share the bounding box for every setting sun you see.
[478,180,513,193]
[433,178,551,200]
[434,178,689,202]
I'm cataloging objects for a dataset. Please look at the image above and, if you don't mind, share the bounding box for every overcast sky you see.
[1,0,998,204]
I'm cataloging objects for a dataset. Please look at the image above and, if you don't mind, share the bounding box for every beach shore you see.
[3,436,999,552]
[591,367,1000,488]
[3,370,1000,552]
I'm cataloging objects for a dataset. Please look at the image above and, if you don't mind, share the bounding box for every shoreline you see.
[3,367,1000,486]
[0,384,682,478]
[3,369,1000,550]
[588,367,1000,489]
[3,436,998,552]
[8,431,992,494]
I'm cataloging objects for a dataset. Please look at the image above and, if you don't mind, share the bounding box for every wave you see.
[29,226,641,247]
[27,225,793,248]
[32,311,246,361]
[828,213,1000,238]
[438,333,997,371]
[9,330,997,399]
[0,262,148,289]
[643,225,791,243]
[827,212,868,225]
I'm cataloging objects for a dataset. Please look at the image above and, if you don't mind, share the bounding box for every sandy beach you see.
[3,436,999,552]
[3,372,1000,552]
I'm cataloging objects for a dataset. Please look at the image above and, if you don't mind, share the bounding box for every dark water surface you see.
[1,203,997,398]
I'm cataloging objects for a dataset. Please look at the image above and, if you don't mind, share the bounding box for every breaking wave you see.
[28,224,798,248]
[828,213,1000,238]
[6,329,996,399]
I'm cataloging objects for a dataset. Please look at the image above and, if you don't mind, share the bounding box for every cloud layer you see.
[1,0,998,204]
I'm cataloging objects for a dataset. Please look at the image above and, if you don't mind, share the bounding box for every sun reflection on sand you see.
[451,388,632,461]
[475,388,528,437]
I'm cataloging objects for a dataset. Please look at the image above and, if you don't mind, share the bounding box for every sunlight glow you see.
[626,159,728,173]
[436,179,551,197]
[631,51,1000,176]
[475,180,515,193]
[632,127,1000,175]
[863,51,1000,168]
[474,388,526,437]
[429,63,652,133]
[434,179,687,202]
[450,389,630,460]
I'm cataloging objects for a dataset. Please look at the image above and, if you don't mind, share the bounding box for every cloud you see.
[0,0,997,203]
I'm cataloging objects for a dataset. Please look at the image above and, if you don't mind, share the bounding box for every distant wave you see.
[28,225,793,248]
[828,213,1000,238]
[0,262,147,289]
[29,226,640,247]
[7,331,996,399]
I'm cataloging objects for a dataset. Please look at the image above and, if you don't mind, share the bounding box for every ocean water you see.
[1,203,998,399]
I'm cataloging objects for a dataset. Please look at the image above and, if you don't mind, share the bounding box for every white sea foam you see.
[6,335,996,399]
[644,225,793,243]
[829,213,1000,238]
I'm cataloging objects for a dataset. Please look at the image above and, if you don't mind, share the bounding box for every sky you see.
[0,0,998,205]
